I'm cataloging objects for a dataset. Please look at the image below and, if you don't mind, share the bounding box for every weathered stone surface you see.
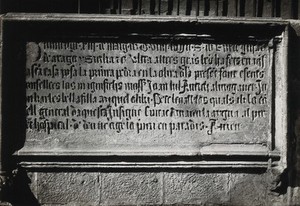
[164,173,229,205]
[229,173,285,206]
[101,173,162,205]
[291,187,300,206]
[13,171,293,205]
[27,172,37,198]
[23,39,274,155]
[0,15,293,205]
[37,173,100,204]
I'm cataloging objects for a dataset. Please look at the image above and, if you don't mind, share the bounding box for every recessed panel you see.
[24,37,273,154]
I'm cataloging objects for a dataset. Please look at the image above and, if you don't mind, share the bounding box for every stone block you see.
[101,173,162,205]
[164,173,229,205]
[37,172,100,205]
[229,173,285,206]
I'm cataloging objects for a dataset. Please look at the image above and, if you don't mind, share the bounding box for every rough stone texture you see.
[101,173,162,205]
[164,173,230,205]
[229,173,282,206]
[291,187,300,206]
[27,172,37,198]
[37,173,100,205]
[11,171,293,205]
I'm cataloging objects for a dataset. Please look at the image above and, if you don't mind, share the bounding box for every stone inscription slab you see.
[25,38,272,153]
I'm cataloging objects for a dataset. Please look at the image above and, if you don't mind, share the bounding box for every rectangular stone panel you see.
[0,16,284,170]
[23,37,273,154]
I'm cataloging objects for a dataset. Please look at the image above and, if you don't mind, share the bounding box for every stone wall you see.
[10,171,288,205]
[0,3,300,206]
[0,15,297,206]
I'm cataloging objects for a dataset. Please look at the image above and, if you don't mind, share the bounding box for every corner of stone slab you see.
[265,166,289,196]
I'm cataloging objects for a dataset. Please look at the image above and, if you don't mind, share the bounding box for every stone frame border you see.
[0,14,289,170]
